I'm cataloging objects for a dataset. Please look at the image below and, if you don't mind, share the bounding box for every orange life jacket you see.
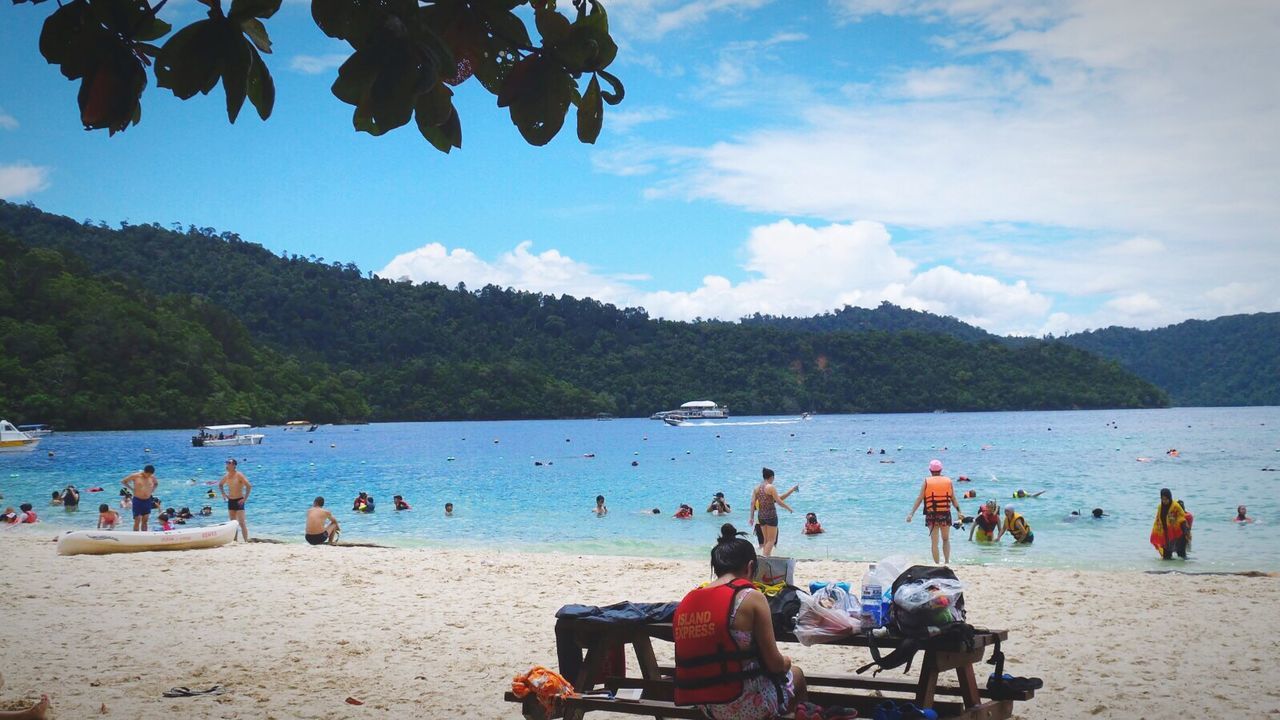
[673,578,761,706]
[924,475,954,513]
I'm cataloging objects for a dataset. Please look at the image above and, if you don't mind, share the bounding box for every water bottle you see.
[860,564,882,630]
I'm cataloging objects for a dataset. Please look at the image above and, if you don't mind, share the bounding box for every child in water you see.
[156,512,174,531]
[674,504,694,519]
[594,495,607,516]
[394,495,411,511]
[803,512,824,535]
[97,504,120,529]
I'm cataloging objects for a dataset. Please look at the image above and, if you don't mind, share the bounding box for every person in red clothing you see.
[673,524,806,719]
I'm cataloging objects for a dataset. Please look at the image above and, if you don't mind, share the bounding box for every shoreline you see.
[2,532,1279,718]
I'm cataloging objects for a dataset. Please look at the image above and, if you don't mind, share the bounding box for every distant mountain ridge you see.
[741,303,997,343]
[0,200,1167,424]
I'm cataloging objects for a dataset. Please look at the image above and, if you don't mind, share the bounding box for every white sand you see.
[1,528,1278,719]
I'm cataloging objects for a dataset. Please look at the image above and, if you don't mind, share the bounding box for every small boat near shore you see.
[192,424,265,447]
[284,420,318,432]
[663,415,684,427]
[651,400,730,421]
[16,423,53,437]
[0,420,40,452]
[57,521,240,556]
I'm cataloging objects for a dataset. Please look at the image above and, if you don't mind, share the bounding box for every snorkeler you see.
[1012,489,1045,499]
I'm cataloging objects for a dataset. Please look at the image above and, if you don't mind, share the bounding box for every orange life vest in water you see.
[673,578,761,706]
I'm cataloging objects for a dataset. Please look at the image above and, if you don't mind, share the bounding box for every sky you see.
[1,0,1277,336]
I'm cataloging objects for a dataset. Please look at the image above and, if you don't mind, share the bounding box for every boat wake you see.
[680,419,801,427]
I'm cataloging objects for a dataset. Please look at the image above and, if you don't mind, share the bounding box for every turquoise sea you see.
[3,407,1278,571]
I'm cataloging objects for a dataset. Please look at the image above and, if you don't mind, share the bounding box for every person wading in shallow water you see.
[749,467,797,557]
[121,465,158,532]
[907,459,963,564]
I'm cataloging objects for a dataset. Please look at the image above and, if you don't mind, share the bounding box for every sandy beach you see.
[1,527,1278,719]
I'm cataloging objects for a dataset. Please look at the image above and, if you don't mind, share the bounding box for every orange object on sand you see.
[512,665,576,713]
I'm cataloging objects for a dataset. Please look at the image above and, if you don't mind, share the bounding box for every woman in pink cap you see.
[906,460,963,564]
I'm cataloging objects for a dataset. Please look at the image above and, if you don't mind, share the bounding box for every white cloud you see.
[604,0,773,40]
[379,241,636,302]
[0,108,17,131]
[603,0,1280,331]
[607,106,677,133]
[0,163,50,199]
[379,220,1054,334]
[290,54,347,75]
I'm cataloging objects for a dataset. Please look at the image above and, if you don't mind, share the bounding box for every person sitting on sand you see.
[1151,488,1188,559]
[1012,489,1045,499]
[305,497,341,545]
[970,500,1000,542]
[1235,505,1254,523]
[672,524,807,719]
[1,507,19,524]
[98,504,120,529]
[802,512,824,535]
[998,506,1034,544]
[675,504,694,519]
[594,495,607,517]
[50,491,62,506]
[707,492,731,515]
[445,502,454,517]
[394,495,411,511]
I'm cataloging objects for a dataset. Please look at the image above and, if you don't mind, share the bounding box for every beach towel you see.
[1150,500,1187,557]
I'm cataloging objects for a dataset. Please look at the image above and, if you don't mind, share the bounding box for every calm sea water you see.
[4,407,1278,571]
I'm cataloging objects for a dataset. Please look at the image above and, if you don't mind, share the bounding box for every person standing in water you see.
[594,495,608,516]
[969,499,1000,543]
[1150,488,1188,559]
[907,459,962,564]
[748,468,797,557]
[122,465,158,531]
[1234,505,1254,523]
[218,458,252,542]
[998,505,1034,544]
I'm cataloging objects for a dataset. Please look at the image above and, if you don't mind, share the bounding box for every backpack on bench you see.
[857,565,974,676]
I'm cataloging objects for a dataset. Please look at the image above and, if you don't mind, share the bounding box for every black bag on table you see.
[857,565,974,676]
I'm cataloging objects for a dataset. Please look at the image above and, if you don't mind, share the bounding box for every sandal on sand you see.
[163,685,224,698]
[987,672,1043,697]
[873,701,935,720]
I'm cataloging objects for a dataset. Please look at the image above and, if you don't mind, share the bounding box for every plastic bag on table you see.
[794,584,858,646]
[893,578,966,626]
[868,555,909,588]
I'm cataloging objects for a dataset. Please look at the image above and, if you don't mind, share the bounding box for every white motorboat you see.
[57,521,240,556]
[0,420,40,452]
[16,423,53,437]
[652,400,730,421]
[191,424,265,447]
[284,420,318,432]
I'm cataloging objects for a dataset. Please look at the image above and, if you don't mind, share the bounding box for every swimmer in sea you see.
[1234,505,1254,523]
[394,495,411,511]
[802,512,824,535]
[305,497,341,545]
[970,500,1000,542]
[594,495,608,517]
[706,492,731,515]
[1012,489,1045,499]
[50,491,62,506]
[97,504,120,529]
[674,504,694,519]
[1092,508,1106,519]
[444,502,454,517]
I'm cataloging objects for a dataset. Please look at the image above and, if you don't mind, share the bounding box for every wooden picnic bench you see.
[505,619,1034,720]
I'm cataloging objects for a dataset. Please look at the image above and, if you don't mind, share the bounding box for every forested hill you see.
[0,232,370,429]
[741,303,995,343]
[0,201,1167,427]
[1060,315,1280,406]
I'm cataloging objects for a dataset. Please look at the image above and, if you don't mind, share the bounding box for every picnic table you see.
[506,618,1035,720]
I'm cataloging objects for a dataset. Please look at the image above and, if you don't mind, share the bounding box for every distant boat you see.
[191,424,265,448]
[16,423,53,437]
[284,420,317,432]
[663,416,685,427]
[652,400,730,421]
[594,413,615,421]
[0,420,40,452]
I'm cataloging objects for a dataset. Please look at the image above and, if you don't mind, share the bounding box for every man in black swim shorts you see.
[305,497,340,545]
[218,458,252,542]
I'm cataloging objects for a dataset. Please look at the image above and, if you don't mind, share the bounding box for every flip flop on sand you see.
[163,685,224,698]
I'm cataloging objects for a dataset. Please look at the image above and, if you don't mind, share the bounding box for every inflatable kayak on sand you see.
[57,521,240,556]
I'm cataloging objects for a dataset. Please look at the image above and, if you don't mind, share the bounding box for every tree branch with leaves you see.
[14,0,624,150]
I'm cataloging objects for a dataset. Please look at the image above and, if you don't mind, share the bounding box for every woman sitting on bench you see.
[672,524,806,719]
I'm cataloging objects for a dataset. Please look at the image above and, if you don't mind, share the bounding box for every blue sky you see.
[2,0,1277,335]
